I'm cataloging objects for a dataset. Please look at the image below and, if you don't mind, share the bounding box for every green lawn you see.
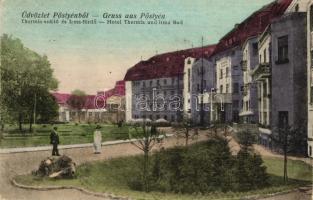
[0,123,131,148]
[14,155,313,200]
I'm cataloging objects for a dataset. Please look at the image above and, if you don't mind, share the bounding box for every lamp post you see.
[210,88,216,124]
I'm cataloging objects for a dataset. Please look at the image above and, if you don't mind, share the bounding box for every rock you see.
[33,155,76,179]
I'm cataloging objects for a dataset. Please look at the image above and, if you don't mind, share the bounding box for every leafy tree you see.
[0,34,58,132]
[66,90,87,123]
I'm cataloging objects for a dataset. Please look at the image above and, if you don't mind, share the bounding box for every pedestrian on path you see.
[93,125,102,154]
[50,126,60,156]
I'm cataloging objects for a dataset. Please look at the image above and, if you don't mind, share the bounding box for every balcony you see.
[239,109,254,116]
[241,60,247,71]
[201,92,232,104]
[252,63,270,81]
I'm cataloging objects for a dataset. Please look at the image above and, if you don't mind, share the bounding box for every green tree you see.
[66,89,87,123]
[0,34,58,132]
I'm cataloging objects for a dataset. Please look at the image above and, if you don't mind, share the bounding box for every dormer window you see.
[187,59,191,64]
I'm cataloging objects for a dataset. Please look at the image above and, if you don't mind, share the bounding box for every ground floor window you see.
[309,146,312,157]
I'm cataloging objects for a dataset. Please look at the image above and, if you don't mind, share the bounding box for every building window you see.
[263,48,267,63]
[164,115,168,120]
[226,67,229,77]
[188,68,191,92]
[143,81,146,88]
[252,43,258,55]
[150,80,153,87]
[172,78,175,85]
[233,83,239,94]
[203,80,207,89]
[226,84,229,93]
[164,79,167,85]
[220,85,223,93]
[157,79,160,86]
[197,84,200,92]
[277,35,289,63]
[220,69,223,79]
[278,111,289,128]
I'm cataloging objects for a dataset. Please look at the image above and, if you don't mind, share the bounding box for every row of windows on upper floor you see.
[218,66,239,79]
[133,90,183,98]
[218,82,241,94]
[132,77,183,87]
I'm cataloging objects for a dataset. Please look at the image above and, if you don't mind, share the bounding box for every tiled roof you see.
[51,93,71,105]
[104,80,125,97]
[51,93,105,109]
[124,45,216,81]
[213,0,292,55]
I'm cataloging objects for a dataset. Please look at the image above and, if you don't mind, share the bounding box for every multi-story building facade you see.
[240,37,259,123]
[252,28,272,147]
[307,2,313,158]
[251,0,310,151]
[124,46,216,123]
[209,0,291,124]
[190,57,215,125]
[270,12,307,131]
[214,48,243,123]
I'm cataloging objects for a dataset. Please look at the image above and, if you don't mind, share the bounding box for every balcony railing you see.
[241,60,247,71]
[252,63,270,81]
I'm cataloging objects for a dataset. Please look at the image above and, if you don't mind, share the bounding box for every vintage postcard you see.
[0,0,312,199]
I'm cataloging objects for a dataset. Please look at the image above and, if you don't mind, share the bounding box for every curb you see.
[0,134,174,154]
[241,185,312,200]
[11,178,131,200]
[11,177,312,200]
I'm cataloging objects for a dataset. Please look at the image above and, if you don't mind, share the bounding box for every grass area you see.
[15,155,312,200]
[0,123,131,148]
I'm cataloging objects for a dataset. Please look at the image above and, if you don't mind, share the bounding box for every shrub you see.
[233,149,269,191]
[134,135,269,194]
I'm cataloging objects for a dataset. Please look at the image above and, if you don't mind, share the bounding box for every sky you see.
[0,0,273,94]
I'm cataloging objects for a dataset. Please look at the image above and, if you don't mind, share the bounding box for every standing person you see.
[93,125,102,154]
[50,126,60,156]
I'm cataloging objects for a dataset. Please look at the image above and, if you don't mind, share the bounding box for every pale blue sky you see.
[1,0,273,93]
